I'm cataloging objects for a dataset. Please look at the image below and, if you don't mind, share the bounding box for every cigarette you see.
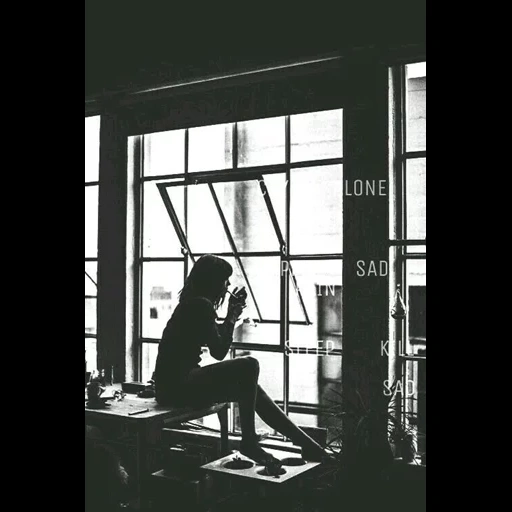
[129,408,150,416]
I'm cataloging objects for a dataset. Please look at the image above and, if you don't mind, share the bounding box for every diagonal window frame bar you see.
[207,182,264,323]
[156,182,196,264]
[257,175,312,326]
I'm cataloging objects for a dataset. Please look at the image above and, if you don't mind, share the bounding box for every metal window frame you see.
[391,62,427,440]
[137,113,345,426]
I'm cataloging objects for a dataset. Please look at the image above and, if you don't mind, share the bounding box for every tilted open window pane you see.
[291,109,343,163]
[144,130,186,177]
[407,63,427,153]
[238,117,286,168]
[85,186,99,258]
[85,116,100,183]
[187,183,234,254]
[209,176,286,252]
[290,165,343,255]
[141,262,184,339]
[189,123,233,173]
[406,159,426,240]
[144,182,185,257]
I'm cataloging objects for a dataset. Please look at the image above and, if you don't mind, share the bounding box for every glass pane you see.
[407,259,426,349]
[187,183,234,254]
[407,245,427,255]
[407,158,427,240]
[189,123,233,173]
[404,358,427,459]
[234,323,280,346]
[233,350,284,435]
[407,63,427,152]
[144,130,186,177]
[291,109,343,162]
[142,262,184,339]
[406,159,426,240]
[210,176,287,252]
[238,117,285,167]
[85,262,97,296]
[218,257,281,325]
[85,338,97,373]
[289,353,341,407]
[290,166,343,255]
[85,298,97,335]
[289,412,343,446]
[143,182,185,257]
[85,116,100,183]
[85,186,99,257]
[288,260,343,333]
[141,343,159,383]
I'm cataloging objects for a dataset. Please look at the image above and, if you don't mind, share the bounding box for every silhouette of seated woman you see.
[153,255,326,465]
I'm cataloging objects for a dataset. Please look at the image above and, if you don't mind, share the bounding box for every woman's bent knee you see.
[240,356,260,374]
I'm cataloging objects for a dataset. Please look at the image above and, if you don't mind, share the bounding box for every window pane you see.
[187,183,233,254]
[234,323,280,347]
[144,130,186,177]
[141,343,159,383]
[189,123,233,173]
[238,117,285,167]
[289,353,341,407]
[85,262,97,296]
[407,245,427,255]
[85,186,98,257]
[85,338,97,373]
[406,159,426,240]
[290,166,343,255]
[85,116,100,182]
[288,260,343,333]
[404,358,427,460]
[407,63,426,152]
[407,259,426,349]
[85,298,97,335]
[143,183,185,257]
[288,412,342,446]
[233,350,284,435]
[210,176,287,252]
[291,109,343,162]
[142,262,184,339]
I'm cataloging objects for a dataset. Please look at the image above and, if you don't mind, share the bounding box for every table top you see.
[84,385,226,423]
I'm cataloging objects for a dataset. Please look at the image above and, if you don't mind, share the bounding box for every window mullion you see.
[282,115,292,418]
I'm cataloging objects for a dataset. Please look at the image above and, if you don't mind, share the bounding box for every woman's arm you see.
[192,297,242,361]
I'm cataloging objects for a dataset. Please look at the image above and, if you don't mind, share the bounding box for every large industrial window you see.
[132,110,344,435]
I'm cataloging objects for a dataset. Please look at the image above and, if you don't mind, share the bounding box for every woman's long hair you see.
[179,255,233,309]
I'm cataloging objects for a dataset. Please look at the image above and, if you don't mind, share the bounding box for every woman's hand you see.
[227,287,247,324]
[227,302,246,324]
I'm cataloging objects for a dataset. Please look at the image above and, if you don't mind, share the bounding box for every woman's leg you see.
[255,385,326,460]
[179,357,277,463]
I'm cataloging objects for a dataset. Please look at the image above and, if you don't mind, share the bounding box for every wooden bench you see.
[85,387,229,508]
